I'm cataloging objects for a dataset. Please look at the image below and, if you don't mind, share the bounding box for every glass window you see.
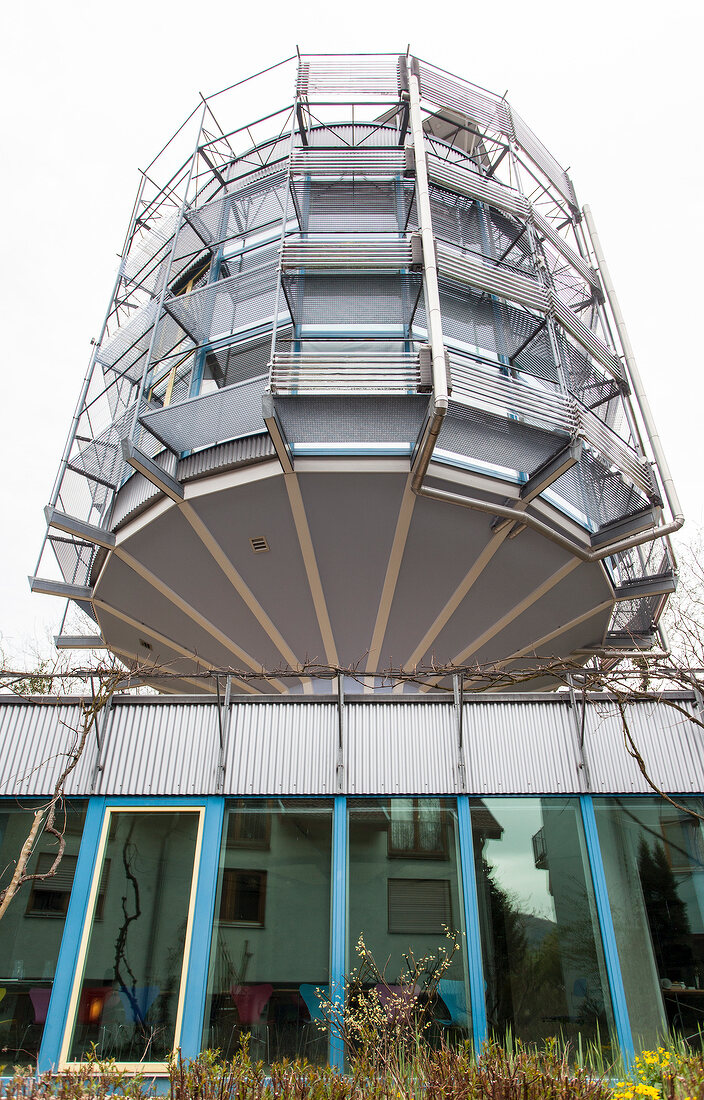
[348,798,470,1041]
[203,799,333,1065]
[63,809,201,1066]
[471,797,615,1049]
[0,800,87,1064]
[594,797,704,1046]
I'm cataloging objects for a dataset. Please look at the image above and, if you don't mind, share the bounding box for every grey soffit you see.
[0,695,701,798]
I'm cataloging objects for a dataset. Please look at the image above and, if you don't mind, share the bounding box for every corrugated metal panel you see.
[0,701,96,796]
[346,703,457,794]
[96,703,219,794]
[179,434,275,480]
[225,703,336,795]
[464,701,581,794]
[1,696,703,799]
[110,470,161,529]
[584,699,704,793]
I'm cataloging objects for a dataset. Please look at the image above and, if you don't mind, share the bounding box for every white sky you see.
[1,0,702,663]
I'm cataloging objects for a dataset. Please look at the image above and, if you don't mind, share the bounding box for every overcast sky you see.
[1,0,702,663]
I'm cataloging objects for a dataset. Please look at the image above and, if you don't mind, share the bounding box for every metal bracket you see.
[262,394,293,474]
[121,440,184,502]
[567,674,591,793]
[29,576,93,601]
[215,674,232,794]
[336,675,345,793]
[90,693,113,794]
[453,674,466,792]
[45,506,116,550]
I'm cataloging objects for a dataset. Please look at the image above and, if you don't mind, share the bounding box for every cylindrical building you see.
[32,53,680,693]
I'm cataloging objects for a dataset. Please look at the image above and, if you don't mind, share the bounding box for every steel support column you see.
[38,797,106,1072]
[457,795,488,1051]
[580,794,634,1064]
[179,796,226,1058]
[330,794,348,1070]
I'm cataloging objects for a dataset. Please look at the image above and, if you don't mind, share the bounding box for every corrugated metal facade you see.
[0,693,702,798]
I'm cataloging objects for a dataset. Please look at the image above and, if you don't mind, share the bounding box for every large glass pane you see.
[203,799,333,1064]
[471,797,615,1049]
[594,796,704,1047]
[348,798,470,1042]
[66,810,200,1064]
[0,800,86,1064]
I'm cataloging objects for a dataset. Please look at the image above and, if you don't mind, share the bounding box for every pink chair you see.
[231,983,273,1024]
[374,983,420,1023]
[29,987,51,1024]
[231,983,273,1060]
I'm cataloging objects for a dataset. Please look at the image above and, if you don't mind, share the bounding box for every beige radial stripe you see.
[283,473,339,666]
[95,599,261,696]
[452,558,581,666]
[418,558,582,693]
[113,547,288,693]
[365,476,416,685]
[109,647,219,696]
[403,528,509,670]
[501,599,614,663]
[180,502,304,671]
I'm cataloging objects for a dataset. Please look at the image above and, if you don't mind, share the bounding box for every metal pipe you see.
[418,481,684,564]
[582,204,684,527]
[407,62,448,490]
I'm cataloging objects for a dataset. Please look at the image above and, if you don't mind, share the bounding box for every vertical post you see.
[456,795,487,1052]
[179,796,226,1058]
[580,794,634,1065]
[329,794,348,1069]
[128,101,208,444]
[38,797,106,1072]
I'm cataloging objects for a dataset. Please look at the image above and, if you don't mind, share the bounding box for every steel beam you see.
[612,574,677,601]
[121,439,184,502]
[44,506,116,550]
[54,635,107,650]
[29,576,93,601]
[519,440,583,503]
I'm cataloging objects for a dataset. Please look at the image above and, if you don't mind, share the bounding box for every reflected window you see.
[220,869,267,925]
[0,800,87,1064]
[203,800,333,1066]
[594,797,704,1046]
[63,809,201,1066]
[389,798,447,858]
[471,797,615,1049]
[348,798,470,1042]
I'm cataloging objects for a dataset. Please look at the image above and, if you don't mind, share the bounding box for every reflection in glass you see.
[67,810,199,1063]
[348,799,470,1042]
[203,800,333,1064]
[0,801,86,1064]
[471,798,615,1049]
[594,797,704,1046]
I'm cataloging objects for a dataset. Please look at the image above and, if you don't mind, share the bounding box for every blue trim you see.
[38,797,106,1072]
[329,795,348,1070]
[457,795,488,1052]
[179,796,225,1058]
[580,794,634,1065]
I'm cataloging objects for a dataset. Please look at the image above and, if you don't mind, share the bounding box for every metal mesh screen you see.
[295,180,414,235]
[275,395,427,443]
[305,124,402,148]
[551,450,650,530]
[166,251,281,345]
[283,272,421,328]
[438,400,566,473]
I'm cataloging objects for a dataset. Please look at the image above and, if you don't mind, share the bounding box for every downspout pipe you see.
[406,62,448,491]
[582,204,684,531]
